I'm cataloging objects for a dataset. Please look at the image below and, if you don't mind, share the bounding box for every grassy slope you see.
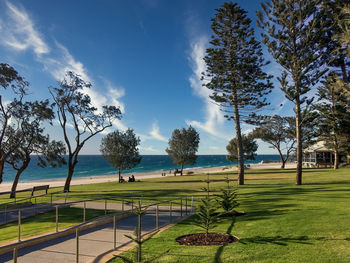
[107,168,350,263]
[0,208,112,244]
[1,168,350,262]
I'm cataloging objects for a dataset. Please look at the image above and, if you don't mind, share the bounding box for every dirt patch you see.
[176,233,239,246]
[211,211,246,217]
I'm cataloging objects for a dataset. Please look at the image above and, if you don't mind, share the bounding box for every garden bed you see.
[176,233,239,246]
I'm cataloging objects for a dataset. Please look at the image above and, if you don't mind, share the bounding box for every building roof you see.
[304,141,332,153]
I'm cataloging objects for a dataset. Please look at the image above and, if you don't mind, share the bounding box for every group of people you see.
[119,174,135,183]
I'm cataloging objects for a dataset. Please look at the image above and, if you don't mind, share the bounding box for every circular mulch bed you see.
[176,233,239,246]
[211,211,246,218]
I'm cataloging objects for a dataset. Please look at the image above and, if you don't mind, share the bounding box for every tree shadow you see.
[214,217,236,263]
[239,235,312,246]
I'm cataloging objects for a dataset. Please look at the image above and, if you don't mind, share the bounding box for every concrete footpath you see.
[0,206,191,263]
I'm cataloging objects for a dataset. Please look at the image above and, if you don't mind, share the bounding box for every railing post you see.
[156,205,159,230]
[4,205,7,224]
[169,202,172,223]
[56,206,59,232]
[137,200,142,263]
[122,200,124,212]
[191,196,194,213]
[105,199,107,215]
[113,215,117,249]
[131,199,134,211]
[76,228,79,263]
[50,193,53,205]
[65,192,68,204]
[18,210,21,242]
[185,197,188,215]
[180,198,183,217]
[83,201,86,222]
[13,247,18,263]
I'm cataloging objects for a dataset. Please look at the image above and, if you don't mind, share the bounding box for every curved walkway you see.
[1,206,192,263]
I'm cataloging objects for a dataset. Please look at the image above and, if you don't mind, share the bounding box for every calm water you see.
[2,154,281,183]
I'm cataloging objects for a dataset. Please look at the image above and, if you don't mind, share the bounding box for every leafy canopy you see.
[100,128,142,171]
[226,134,258,162]
[166,126,199,167]
[203,2,273,120]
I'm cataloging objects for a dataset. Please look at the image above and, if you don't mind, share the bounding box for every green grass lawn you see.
[1,168,350,262]
[105,168,350,263]
[0,207,113,244]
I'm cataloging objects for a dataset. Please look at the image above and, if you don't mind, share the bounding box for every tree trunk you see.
[118,167,121,183]
[181,163,183,176]
[281,159,286,169]
[64,162,74,192]
[340,58,348,83]
[232,92,244,185]
[334,150,339,170]
[277,148,286,169]
[10,157,30,198]
[0,157,4,184]
[295,98,303,185]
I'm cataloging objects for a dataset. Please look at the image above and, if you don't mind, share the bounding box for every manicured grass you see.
[1,168,350,262]
[106,168,350,262]
[0,207,112,244]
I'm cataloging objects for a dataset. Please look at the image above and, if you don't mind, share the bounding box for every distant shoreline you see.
[0,162,296,193]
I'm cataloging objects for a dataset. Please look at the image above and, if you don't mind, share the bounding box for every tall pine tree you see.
[204,2,273,185]
[315,76,350,169]
[257,0,326,185]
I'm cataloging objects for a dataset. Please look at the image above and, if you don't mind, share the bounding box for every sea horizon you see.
[3,154,283,183]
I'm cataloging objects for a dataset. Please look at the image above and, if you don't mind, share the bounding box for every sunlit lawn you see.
[1,168,350,262]
[0,207,113,244]
[105,168,350,263]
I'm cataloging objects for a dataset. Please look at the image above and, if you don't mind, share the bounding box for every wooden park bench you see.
[31,185,50,197]
[174,168,182,176]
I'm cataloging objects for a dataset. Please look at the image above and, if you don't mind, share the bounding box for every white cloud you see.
[140,146,157,153]
[185,37,228,140]
[149,121,167,142]
[3,1,49,55]
[0,2,128,132]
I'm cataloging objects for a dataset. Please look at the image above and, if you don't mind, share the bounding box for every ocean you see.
[2,154,282,183]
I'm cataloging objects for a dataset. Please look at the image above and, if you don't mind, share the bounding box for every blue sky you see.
[0,0,295,155]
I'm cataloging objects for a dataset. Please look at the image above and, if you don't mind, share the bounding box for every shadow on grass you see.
[214,217,236,263]
[239,235,313,246]
[239,235,350,246]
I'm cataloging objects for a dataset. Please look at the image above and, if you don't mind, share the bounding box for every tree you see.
[6,100,66,197]
[315,76,350,169]
[257,0,327,184]
[226,134,258,163]
[193,174,219,235]
[49,72,122,192]
[0,64,29,184]
[203,2,273,185]
[166,126,199,176]
[250,115,296,169]
[215,176,239,216]
[321,1,350,98]
[100,129,142,183]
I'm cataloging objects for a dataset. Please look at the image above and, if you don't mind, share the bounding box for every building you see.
[303,141,348,168]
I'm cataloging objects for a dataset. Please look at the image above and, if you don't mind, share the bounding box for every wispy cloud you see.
[0,1,127,132]
[140,146,157,152]
[4,1,49,55]
[149,121,167,142]
[185,37,229,140]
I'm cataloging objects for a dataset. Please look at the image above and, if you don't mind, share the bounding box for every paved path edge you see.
[0,211,133,256]
[91,213,195,263]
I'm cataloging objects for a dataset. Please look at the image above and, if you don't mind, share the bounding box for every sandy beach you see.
[0,162,296,193]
